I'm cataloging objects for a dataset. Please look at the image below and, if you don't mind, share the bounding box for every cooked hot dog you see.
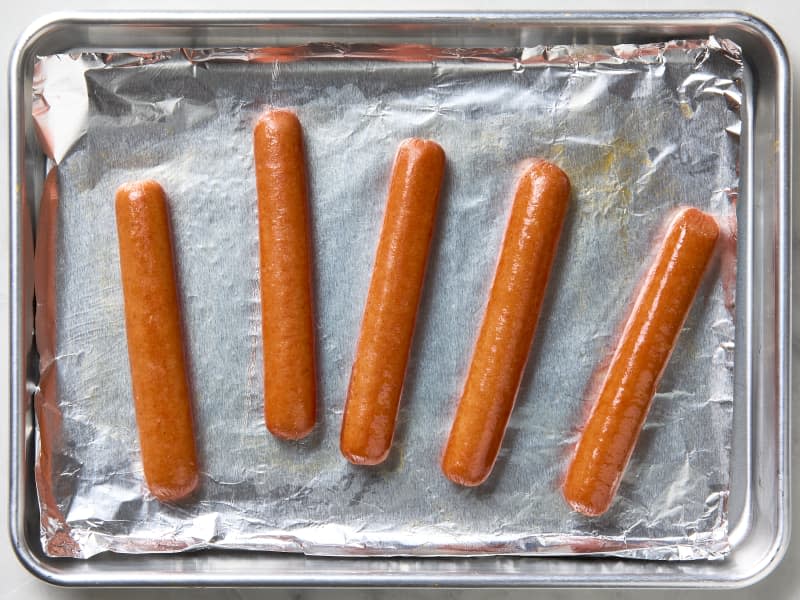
[441,159,571,486]
[563,207,719,517]
[115,180,199,502]
[340,138,446,465]
[254,109,317,440]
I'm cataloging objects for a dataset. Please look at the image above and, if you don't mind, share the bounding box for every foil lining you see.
[31,38,741,560]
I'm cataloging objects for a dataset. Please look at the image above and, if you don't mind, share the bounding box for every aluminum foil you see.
[31,37,741,560]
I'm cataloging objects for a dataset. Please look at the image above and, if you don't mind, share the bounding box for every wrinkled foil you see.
[31,38,741,560]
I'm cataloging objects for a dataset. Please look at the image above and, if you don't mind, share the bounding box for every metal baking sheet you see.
[32,37,741,561]
[9,12,790,588]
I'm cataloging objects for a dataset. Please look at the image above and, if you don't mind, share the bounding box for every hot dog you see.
[441,159,571,486]
[563,206,719,517]
[340,138,446,465]
[115,180,199,503]
[254,109,317,440]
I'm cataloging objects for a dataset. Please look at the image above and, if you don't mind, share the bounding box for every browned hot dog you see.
[116,180,199,502]
[563,207,720,516]
[254,109,317,440]
[442,159,571,486]
[340,138,446,465]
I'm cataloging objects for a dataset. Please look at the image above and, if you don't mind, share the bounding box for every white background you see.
[1,1,797,598]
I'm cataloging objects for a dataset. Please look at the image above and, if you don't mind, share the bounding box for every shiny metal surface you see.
[8,11,790,588]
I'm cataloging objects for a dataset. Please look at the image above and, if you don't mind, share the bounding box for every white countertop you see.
[1,1,796,598]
